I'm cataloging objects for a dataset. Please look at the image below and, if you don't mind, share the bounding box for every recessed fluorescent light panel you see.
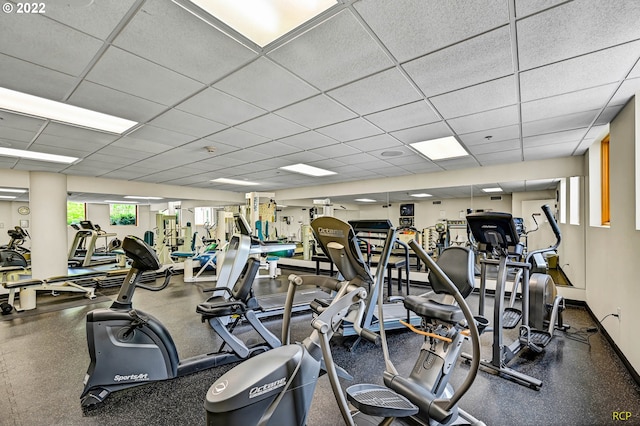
[104,200,139,204]
[0,147,78,164]
[212,178,260,186]
[0,87,137,134]
[410,193,432,198]
[183,0,337,47]
[410,136,468,161]
[0,188,27,193]
[124,196,164,200]
[482,187,503,193]
[280,163,336,177]
[354,198,376,202]
[0,195,17,199]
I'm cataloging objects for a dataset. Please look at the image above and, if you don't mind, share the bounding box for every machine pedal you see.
[503,307,522,329]
[347,384,418,418]
[529,330,552,347]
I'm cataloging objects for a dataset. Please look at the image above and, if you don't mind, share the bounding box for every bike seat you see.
[404,295,464,324]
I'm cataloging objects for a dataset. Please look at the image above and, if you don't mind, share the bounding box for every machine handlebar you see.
[541,204,561,249]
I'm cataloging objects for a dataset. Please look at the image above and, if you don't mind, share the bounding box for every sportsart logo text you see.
[114,373,149,382]
[249,377,286,399]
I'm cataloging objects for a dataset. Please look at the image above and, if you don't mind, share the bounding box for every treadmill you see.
[208,214,330,319]
[311,217,421,349]
[68,221,119,268]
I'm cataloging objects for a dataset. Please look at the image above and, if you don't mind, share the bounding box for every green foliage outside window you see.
[67,202,86,225]
[110,204,137,226]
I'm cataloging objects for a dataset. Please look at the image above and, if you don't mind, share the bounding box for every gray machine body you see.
[205,344,320,426]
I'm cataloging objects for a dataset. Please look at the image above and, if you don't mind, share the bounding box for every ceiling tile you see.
[595,104,625,126]
[94,146,152,161]
[467,138,521,155]
[0,13,103,76]
[523,128,587,147]
[309,143,360,158]
[0,54,77,101]
[364,101,440,132]
[520,41,640,102]
[524,141,577,161]
[111,136,175,154]
[275,95,356,129]
[0,111,47,132]
[32,134,106,154]
[12,159,67,172]
[245,141,303,157]
[522,110,595,137]
[68,81,167,123]
[39,122,120,146]
[629,61,640,79]
[29,142,91,158]
[476,149,522,165]
[316,118,383,142]
[514,0,565,17]
[149,109,227,138]
[398,161,440,173]
[458,124,520,146]
[391,121,451,144]
[113,0,257,84]
[327,68,422,115]
[269,9,392,90]
[346,134,403,151]
[448,105,519,134]
[279,151,326,164]
[435,156,479,170]
[128,125,195,147]
[277,131,338,150]
[403,26,513,97]
[517,0,640,70]
[204,127,269,149]
[86,47,204,106]
[334,152,378,165]
[354,0,509,62]
[521,83,617,123]
[214,57,318,111]
[176,88,266,125]
[430,76,516,118]
[45,1,137,40]
[610,78,640,106]
[236,114,308,140]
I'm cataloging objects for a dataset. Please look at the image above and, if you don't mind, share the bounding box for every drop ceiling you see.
[0,0,639,201]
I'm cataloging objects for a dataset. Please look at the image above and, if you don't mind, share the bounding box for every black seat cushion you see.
[197,297,247,318]
[404,295,464,324]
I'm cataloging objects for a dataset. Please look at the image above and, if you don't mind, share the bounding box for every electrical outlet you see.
[617,307,622,320]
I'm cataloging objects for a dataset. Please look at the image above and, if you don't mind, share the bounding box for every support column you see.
[29,172,68,279]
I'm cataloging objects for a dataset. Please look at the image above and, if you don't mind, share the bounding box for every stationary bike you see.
[204,220,486,425]
[80,235,280,407]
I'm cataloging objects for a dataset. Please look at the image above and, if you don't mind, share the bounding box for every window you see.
[569,176,580,225]
[559,178,567,224]
[67,202,86,225]
[109,204,137,225]
[601,135,610,225]
[195,207,215,226]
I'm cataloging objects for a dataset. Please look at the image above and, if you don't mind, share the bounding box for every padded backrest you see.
[191,232,198,251]
[231,257,260,302]
[429,246,475,298]
[311,216,372,284]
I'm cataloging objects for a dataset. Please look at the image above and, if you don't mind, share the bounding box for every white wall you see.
[585,96,640,375]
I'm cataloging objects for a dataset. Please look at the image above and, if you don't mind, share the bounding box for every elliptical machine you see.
[204,217,485,425]
[80,235,280,407]
[465,204,568,389]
